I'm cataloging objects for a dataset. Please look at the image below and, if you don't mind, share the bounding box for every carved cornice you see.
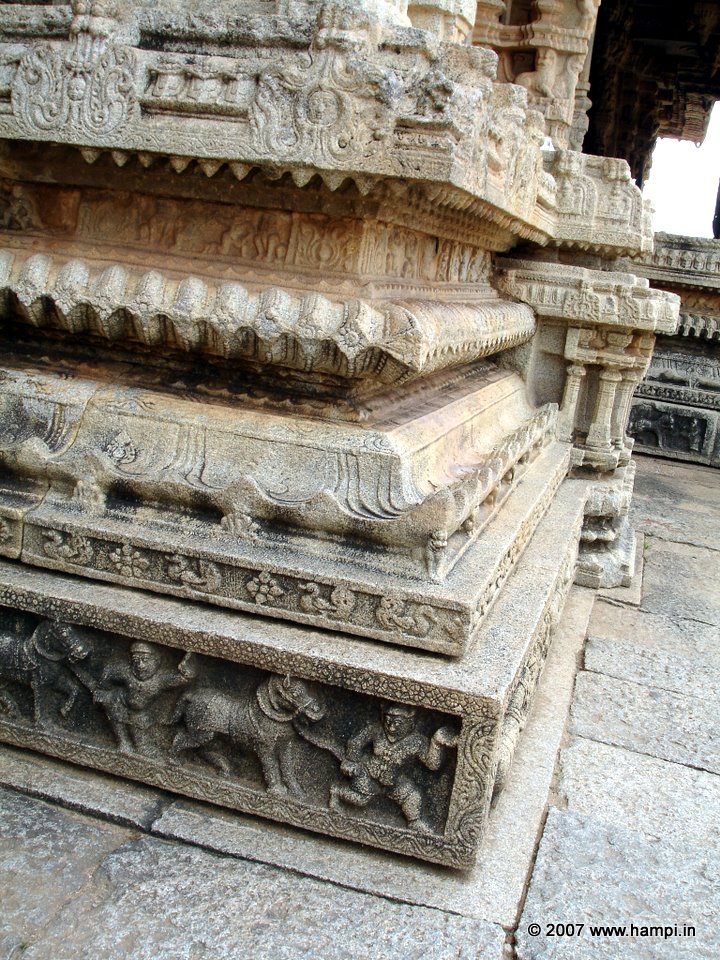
[0,4,653,256]
[630,234,720,294]
[676,312,720,341]
[495,258,680,334]
[548,151,653,255]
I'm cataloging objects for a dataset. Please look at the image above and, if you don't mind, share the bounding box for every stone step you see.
[0,476,585,867]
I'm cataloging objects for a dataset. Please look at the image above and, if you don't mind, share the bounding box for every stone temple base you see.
[575,462,637,590]
[0,478,584,868]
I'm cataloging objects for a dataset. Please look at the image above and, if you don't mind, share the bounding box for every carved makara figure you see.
[0,619,93,724]
[93,641,196,758]
[172,673,325,797]
[329,702,458,833]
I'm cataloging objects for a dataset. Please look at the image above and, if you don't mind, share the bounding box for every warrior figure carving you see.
[93,641,196,757]
[329,702,458,833]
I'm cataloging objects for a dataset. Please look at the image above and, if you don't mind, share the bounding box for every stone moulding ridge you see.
[675,312,720,341]
[0,422,567,654]
[0,246,536,383]
[635,234,720,293]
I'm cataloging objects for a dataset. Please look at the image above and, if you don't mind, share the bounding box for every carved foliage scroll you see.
[12,42,138,141]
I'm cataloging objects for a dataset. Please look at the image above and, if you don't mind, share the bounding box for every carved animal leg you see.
[256,745,288,797]
[172,728,213,757]
[200,746,233,776]
[277,737,303,797]
[59,684,80,719]
[0,682,18,718]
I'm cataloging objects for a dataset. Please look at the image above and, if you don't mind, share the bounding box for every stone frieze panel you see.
[0,603,469,865]
[0,2,558,246]
[628,399,720,467]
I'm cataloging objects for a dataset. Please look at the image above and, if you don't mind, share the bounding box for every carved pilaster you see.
[559,362,586,441]
[613,369,643,448]
[586,368,623,450]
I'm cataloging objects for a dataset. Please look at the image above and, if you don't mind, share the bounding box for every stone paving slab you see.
[585,599,720,702]
[17,834,507,960]
[633,455,720,493]
[516,809,719,960]
[631,456,720,551]
[0,745,171,830]
[0,787,135,960]
[584,631,720,703]
[570,671,720,774]
[558,737,720,854]
[589,599,720,660]
[640,539,720,626]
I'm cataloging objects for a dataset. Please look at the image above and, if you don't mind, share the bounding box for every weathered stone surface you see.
[0,787,134,959]
[570,672,720,774]
[0,0,678,879]
[517,809,719,959]
[630,395,720,468]
[640,540,720,626]
[588,599,720,657]
[473,0,599,151]
[2,365,567,653]
[597,533,644,606]
[558,737,720,855]
[20,835,507,960]
[0,743,169,830]
[628,236,720,469]
[0,586,592,927]
[0,4,656,254]
[584,630,720,704]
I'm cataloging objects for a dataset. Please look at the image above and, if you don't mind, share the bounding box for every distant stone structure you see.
[0,0,695,867]
[627,234,720,467]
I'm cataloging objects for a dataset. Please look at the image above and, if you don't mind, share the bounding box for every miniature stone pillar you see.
[559,362,586,441]
[613,368,643,448]
[586,368,623,449]
[495,255,679,588]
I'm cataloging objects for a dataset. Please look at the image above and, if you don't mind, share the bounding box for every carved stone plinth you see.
[0,474,583,868]
[574,461,636,589]
[0,0,678,865]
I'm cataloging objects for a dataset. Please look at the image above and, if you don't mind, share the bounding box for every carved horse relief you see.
[0,619,93,724]
[172,673,326,797]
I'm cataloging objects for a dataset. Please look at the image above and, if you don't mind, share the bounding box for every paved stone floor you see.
[1,454,718,960]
